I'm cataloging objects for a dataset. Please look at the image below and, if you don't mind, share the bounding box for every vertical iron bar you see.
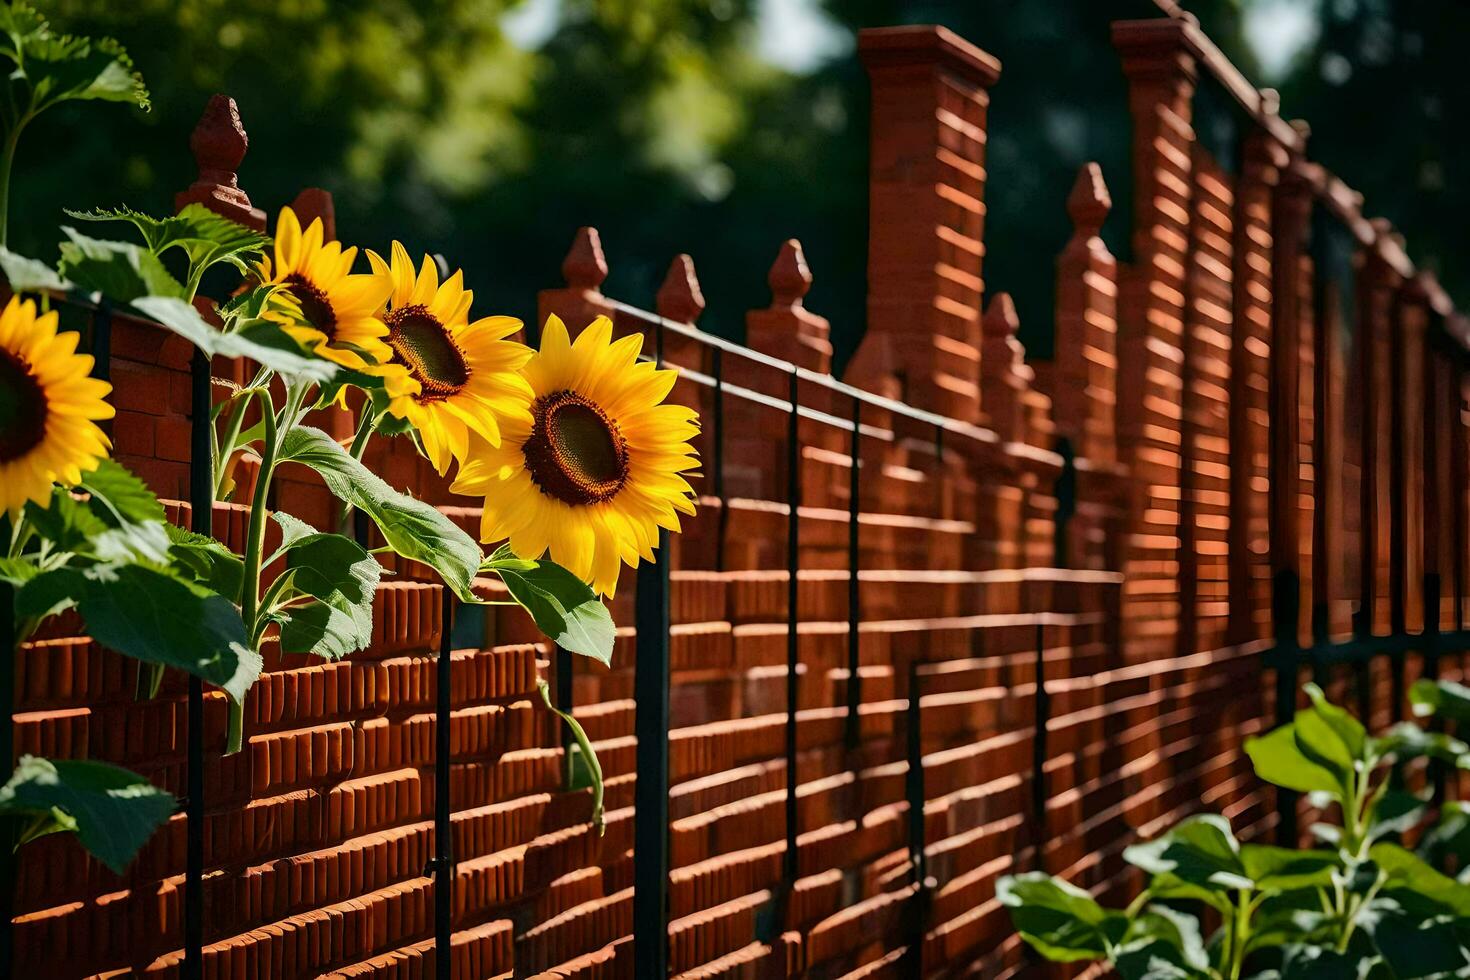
[1031,622,1049,872]
[1272,569,1301,846]
[633,530,671,977]
[844,398,862,753]
[635,317,671,977]
[1054,439,1077,569]
[711,347,726,572]
[434,587,455,979]
[0,577,13,976]
[905,657,927,973]
[184,348,212,979]
[1426,573,1445,803]
[783,369,801,894]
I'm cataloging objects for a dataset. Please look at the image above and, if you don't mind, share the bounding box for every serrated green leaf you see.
[491,551,614,664]
[130,296,338,384]
[57,229,182,301]
[67,204,268,282]
[270,521,380,660]
[0,3,149,113]
[16,563,259,703]
[0,247,69,293]
[165,524,243,598]
[276,425,480,600]
[0,755,172,875]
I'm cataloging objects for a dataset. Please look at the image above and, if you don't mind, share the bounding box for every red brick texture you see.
[14,13,1470,980]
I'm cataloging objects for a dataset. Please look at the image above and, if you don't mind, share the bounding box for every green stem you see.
[1227,889,1251,980]
[0,119,26,249]
[337,409,379,531]
[537,678,604,834]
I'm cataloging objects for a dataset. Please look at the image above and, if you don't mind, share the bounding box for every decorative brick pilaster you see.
[1112,18,1197,662]
[1054,162,1118,467]
[851,25,1000,421]
[174,94,266,231]
[1357,224,1405,637]
[746,239,831,374]
[1393,268,1431,634]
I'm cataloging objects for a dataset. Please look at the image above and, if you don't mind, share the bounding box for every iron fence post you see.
[634,530,672,977]
[433,588,455,979]
[184,348,212,978]
[1272,569,1301,846]
[845,398,862,753]
[905,657,927,972]
[1032,623,1050,872]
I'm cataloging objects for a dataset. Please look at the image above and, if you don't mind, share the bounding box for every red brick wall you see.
[13,12,1470,980]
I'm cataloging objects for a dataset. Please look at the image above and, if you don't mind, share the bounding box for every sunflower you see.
[259,207,393,370]
[364,243,534,475]
[451,314,699,597]
[0,296,114,517]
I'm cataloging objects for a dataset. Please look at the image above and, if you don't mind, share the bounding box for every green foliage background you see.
[34,0,1469,367]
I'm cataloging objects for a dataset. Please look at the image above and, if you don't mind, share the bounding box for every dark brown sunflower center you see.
[0,349,47,464]
[385,304,471,401]
[523,390,629,505]
[283,273,337,336]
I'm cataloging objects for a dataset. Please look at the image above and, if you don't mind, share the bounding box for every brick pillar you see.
[746,239,832,373]
[1357,230,1403,638]
[1270,160,1314,646]
[1054,162,1118,468]
[1112,19,1196,662]
[1393,267,1430,634]
[850,25,1000,421]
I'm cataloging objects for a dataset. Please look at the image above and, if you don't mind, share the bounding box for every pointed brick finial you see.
[1067,163,1110,239]
[657,253,705,324]
[174,94,266,230]
[768,239,812,308]
[289,188,335,242]
[983,291,1020,338]
[562,226,608,292]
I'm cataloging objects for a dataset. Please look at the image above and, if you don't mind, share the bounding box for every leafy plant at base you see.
[999,683,1470,978]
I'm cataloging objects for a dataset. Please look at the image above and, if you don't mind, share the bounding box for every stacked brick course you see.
[12,10,1470,979]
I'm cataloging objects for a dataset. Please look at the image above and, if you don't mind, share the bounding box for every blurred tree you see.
[31,0,1469,369]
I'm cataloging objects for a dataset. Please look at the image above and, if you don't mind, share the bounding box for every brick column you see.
[1393,269,1430,634]
[1054,162,1118,468]
[1357,230,1403,638]
[1112,19,1196,662]
[850,25,1000,422]
[1269,161,1315,646]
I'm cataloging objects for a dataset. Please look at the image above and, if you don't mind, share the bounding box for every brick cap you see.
[562,226,608,292]
[858,25,1000,88]
[656,253,705,324]
[768,239,811,308]
[1067,163,1110,237]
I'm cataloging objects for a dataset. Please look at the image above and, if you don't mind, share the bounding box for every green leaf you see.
[1280,946,1374,980]
[0,755,172,875]
[1409,678,1470,725]
[1371,723,1468,766]
[165,524,244,598]
[1123,814,1252,892]
[57,229,183,302]
[66,204,268,281]
[1367,788,1427,843]
[1116,906,1211,980]
[538,678,605,833]
[0,557,38,587]
[276,426,480,600]
[487,546,614,664]
[1302,683,1367,761]
[80,459,166,526]
[0,3,149,113]
[270,519,380,660]
[1364,911,1469,979]
[1247,724,1342,797]
[1239,844,1338,892]
[1371,842,1470,918]
[16,563,260,704]
[130,296,338,384]
[996,872,1127,963]
[0,247,69,293]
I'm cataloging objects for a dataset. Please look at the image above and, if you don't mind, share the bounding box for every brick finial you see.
[982,291,1020,340]
[562,226,608,293]
[981,292,1032,445]
[768,239,812,309]
[1067,163,1111,240]
[657,253,705,325]
[747,238,831,373]
[174,94,266,230]
[289,188,336,242]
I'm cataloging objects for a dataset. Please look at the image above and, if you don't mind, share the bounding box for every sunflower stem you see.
[225,699,245,755]
[0,118,27,249]
[336,408,379,532]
